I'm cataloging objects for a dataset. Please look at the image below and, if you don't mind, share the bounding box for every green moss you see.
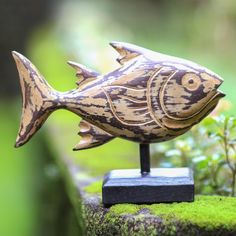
[105,195,236,231]
[83,180,103,194]
[147,195,236,230]
[89,195,236,235]
[109,204,140,215]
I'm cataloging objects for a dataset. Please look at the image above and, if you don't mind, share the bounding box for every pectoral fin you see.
[103,85,153,126]
[74,120,114,151]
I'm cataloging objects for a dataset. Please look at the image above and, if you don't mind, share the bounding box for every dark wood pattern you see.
[12,42,225,150]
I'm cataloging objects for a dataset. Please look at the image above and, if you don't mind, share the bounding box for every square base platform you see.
[102,168,194,205]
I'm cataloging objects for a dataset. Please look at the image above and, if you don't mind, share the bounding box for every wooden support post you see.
[139,143,150,175]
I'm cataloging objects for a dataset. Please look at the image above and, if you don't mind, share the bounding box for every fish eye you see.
[181,73,201,91]
[188,79,194,84]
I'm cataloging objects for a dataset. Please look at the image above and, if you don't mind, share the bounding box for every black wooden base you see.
[102,168,194,205]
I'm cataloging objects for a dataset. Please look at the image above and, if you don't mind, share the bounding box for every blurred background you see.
[1,0,236,235]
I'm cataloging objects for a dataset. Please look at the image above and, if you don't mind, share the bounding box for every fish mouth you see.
[194,88,225,117]
[214,77,225,99]
[190,88,225,123]
[206,89,225,109]
[202,88,225,117]
[187,88,225,125]
[215,89,225,99]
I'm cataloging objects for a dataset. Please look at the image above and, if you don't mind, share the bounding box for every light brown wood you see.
[12,42,225,150]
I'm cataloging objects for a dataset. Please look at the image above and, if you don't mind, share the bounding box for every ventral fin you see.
[73,120,114,151]
[103,85,153,125]
[67,61,100,87]
[110,41,143,65]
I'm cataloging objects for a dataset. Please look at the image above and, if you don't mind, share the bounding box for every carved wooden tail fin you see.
[12,51,57,148]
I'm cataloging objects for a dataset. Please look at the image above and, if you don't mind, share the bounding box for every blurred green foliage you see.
[0,101,78,236]
[152,115,236,196]
[0,102,41,236]
[28,0,236,112]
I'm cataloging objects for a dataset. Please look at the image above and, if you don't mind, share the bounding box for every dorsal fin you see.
[73,120,114,151]
[67,61,100,87]
[110,41,145,65]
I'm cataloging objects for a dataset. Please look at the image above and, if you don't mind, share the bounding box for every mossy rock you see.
[82,186,236,236]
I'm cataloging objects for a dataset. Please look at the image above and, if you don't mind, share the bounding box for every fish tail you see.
[12,51,59,148]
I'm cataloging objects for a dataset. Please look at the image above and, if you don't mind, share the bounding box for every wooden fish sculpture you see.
[12,42,225,150]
